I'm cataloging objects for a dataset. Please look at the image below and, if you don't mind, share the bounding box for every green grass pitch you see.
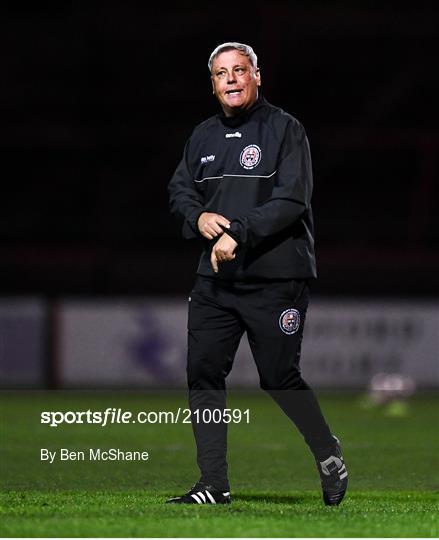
[0,390,438,537]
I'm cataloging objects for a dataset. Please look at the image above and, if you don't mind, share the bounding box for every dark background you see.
[1,4,438,297]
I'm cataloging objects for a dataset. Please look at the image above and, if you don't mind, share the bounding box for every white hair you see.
[208,42,258,72]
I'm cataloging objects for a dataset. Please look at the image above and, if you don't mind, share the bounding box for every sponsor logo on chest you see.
[200,154,215,164]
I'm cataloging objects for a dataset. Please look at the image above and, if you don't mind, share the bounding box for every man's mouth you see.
[225,89,242,95]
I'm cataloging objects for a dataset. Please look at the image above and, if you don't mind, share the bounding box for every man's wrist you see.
[221,222,243,246]
[192,209,207,233]
[196,211,207,227]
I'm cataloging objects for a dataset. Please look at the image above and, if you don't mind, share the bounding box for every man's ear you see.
[255,68,261,87]
[211,76,216,95]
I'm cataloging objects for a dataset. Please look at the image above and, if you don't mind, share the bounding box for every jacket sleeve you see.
[227,122,312,248]
[168,138,207,239]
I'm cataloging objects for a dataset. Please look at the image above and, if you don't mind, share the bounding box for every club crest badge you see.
[239,144,261,170]
[279,308,300,335]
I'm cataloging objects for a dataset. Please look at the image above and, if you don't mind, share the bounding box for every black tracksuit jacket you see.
[168,95,317,281]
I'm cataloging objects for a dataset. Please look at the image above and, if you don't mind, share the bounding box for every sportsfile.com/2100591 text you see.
[40,408,251,427]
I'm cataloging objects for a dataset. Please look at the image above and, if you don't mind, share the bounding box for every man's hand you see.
[198,212,230,240]
[211,233,238,273]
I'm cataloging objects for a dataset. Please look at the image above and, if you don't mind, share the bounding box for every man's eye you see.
[217,72,225,78]
[235,67,245,73]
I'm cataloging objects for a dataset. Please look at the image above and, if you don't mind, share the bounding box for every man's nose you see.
[227,72,237,83]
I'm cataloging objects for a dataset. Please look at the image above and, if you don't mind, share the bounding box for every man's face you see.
[211,49,261,117]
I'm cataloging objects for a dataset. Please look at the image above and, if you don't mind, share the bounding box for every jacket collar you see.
[218,94,267,127]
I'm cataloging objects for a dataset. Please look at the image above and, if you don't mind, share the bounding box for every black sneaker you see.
[316,436,348,506]
[166,481,231,504]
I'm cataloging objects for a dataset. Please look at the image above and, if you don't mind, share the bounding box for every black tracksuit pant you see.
[187,275,334,491]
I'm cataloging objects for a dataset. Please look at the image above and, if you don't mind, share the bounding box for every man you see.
[167,42,348,506]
